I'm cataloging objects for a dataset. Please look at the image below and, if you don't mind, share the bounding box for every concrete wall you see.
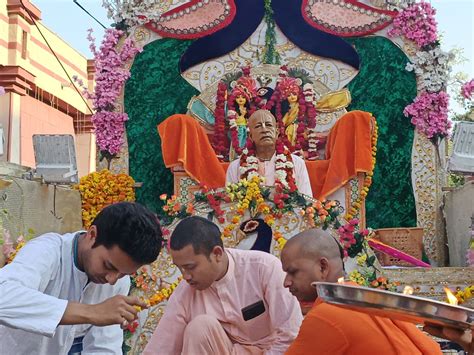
[444,181,474,266]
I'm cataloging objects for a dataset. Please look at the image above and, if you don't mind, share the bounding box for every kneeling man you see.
[144,216,303,355]
[281,229,442,355]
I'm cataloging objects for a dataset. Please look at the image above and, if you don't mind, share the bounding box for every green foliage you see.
[124,39,199,213]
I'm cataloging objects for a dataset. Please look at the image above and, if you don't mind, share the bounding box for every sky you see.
[32,0,474,112]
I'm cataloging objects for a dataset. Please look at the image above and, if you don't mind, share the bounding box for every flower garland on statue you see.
[265,66,318,159]
[213,67,262,160]
[388,1,453,143]
[213,81,228,160]
[238,138,296,196]
[74,170,136,227]
[74,29,141,161]
[227,72,260,156]
[161,179,397,290]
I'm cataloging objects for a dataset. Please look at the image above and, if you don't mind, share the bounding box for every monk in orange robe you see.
[281,229,442,355]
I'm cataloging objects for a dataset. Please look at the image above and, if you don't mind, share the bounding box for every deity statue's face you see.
[287,92,298,104]
[248,111,277,148]
[235,94,247,106]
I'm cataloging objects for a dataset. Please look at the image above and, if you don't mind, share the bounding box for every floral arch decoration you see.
[88,0,456,265]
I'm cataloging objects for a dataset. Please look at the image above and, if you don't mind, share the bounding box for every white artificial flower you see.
[408,47,453,93]
[248,171,259,180]
[102,0,163,27]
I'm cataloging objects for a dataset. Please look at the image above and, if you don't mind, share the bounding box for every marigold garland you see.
[74,170,135,227]
[348,270,399,291]
[345,118,378,221]
[127,276,183,334]
[161,178,399,294]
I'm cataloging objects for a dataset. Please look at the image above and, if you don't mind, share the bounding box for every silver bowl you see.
[313,282,474,330]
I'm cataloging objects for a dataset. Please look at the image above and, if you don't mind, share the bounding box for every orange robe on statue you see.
[158,110,375,199]
[285,298,441,355]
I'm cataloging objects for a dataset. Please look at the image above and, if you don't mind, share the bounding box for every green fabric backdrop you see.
[125,36,417,227]
[124,39,198,213]
[347,37,417,228]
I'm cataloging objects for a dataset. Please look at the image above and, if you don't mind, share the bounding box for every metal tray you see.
[314,282,474,330]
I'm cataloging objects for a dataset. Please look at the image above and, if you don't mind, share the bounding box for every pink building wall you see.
[20,95,75,167]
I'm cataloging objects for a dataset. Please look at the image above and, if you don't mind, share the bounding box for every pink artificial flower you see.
[461,79,474,100]
[82,28,141,156]
[388,2,438,48]
[349,218,359,226]
[403,91,451,140]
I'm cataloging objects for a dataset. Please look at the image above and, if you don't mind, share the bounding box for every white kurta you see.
[226,154,313,196]
[0,232,130,355]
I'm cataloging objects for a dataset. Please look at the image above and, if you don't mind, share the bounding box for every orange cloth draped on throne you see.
[158,110,374,199]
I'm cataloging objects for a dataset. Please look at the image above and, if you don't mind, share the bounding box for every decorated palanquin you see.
[160,60,376,217]
[94,0,464,352]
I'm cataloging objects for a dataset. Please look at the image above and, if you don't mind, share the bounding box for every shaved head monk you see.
[281,229,442,355]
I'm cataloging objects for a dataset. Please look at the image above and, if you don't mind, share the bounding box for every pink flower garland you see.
[403,91,451,140]
[461,79,474,100]
[212,81,228,160]
[337,218,369,258]
[265,66,318,156]
[388,1,438,48]
[78,29,141,156]
[387,2,455,142]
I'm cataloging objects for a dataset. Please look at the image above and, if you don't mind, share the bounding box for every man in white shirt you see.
[143,216,302,355]
[0,202,163,355]
[226,109,313,196]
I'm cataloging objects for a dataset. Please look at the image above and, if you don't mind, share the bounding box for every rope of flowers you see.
[265,66,318,156]
[388,1,452,143]
[212,81,229,160]
[126,276,183,334]
[344,118,378,221]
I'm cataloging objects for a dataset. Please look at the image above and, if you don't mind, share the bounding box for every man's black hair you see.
[169,216,223,256]
[92,202,163,264]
